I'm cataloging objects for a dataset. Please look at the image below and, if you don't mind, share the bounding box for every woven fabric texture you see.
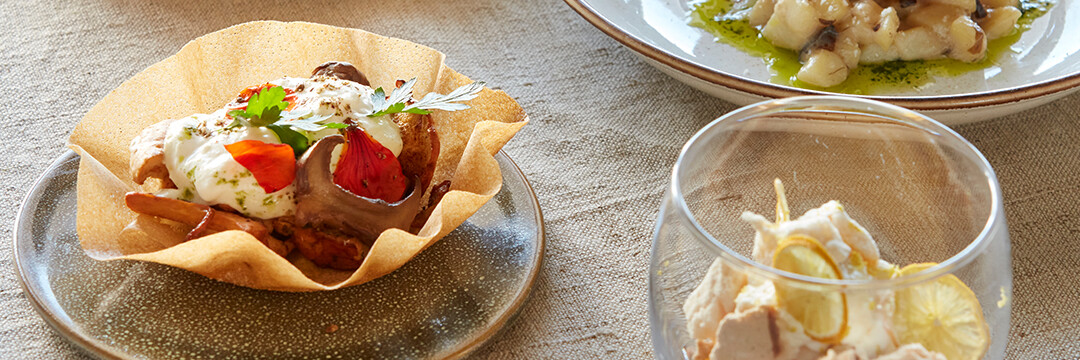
[0,0,1077,358]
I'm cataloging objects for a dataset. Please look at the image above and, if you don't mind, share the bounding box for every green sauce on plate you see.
[689,0,1054,94]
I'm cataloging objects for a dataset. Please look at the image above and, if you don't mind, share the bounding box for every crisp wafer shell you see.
[68,21,527,291]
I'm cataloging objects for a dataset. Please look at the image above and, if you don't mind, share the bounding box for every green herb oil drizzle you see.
[689,0,1054,94]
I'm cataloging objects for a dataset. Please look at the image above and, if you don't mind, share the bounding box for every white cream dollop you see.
[161,75,400,219]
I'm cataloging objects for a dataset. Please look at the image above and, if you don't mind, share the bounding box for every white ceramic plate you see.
[566,0,1080,124]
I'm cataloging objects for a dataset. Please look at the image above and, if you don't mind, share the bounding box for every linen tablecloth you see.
[1,0,1077,358]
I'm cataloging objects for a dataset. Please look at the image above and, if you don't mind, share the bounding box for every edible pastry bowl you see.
[66,21,528,291]
[649,96,1010,359]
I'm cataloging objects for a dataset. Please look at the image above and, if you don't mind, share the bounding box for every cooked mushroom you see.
[124,192,292,257]
[291,227,370,270]
[311,61,369,86]
[129,119,176,187]
[391,112,440,194]
[293,135,422,243]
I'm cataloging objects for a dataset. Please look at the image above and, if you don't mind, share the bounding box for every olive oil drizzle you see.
[688,0,1055,94]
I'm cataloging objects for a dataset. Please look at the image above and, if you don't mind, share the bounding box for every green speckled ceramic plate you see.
[14,150,543,359]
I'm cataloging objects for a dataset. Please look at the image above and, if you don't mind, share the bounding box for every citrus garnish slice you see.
[893,263,989,360]
[867,259,900,280]
[772,235,848,343]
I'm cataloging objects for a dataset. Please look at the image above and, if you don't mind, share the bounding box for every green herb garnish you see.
[226,78,485,156]
[227,86,290,128]
[226,85,335,156]
[368,78,485,117]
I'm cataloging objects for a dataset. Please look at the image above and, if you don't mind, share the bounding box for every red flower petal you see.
[333,126,408,202]
[225,140,297,193]
[229,84,297,113]
[237,84,273,102]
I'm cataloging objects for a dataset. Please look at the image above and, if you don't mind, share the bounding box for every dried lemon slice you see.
[772,235,848,343]
[894,263,989,360]
[867,259,901,280]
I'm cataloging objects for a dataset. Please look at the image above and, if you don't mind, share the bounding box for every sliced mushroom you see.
[411,180,451,231]
[392,112,440,195]
[293,135,422,244]
[124,192,292,257]
[129,119,176,187]
[291,227,370,270]
[311,61,370,86]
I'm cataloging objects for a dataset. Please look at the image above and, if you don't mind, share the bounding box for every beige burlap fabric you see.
[0,0,1076,358]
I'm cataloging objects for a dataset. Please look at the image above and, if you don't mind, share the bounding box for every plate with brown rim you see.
[565,0,1080,124]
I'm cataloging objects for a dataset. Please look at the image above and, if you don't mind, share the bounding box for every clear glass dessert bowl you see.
[649,96,1009,360]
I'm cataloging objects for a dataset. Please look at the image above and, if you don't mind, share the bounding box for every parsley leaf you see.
[370,87,388,111]
[266,124,312,157]
[224,86,352,156]
[248,86,289,124]
[403,107,432,115]
[368,102,409,118]
[229,86,290,128]
[366,79,484,118]
[407,81,485,112]
[226,109,252,128]
[385,78,417,106]
[282,113,334,132]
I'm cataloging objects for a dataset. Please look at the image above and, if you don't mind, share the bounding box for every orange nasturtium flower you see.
[224,140,297,193]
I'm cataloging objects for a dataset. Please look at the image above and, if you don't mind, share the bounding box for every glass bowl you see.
[649,96,1010,360]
